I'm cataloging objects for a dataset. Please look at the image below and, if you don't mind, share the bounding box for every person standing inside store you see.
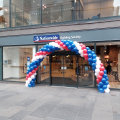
[106,59,112,75]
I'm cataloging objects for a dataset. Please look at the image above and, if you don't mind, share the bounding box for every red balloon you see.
[81,45,86,50]
[85,57,88,61]
[100,66,105,71]
[96,79,100,84]
[97,75,102,80]
[83,53,88,58]
[62,45,66,49]
[43,51,46,55]
[83,49,87,54]
[100,63,103,67]
[57,40,61,44]
[60,42,64,46]
[26,77,28,80]
[29,72,32,76]
[55,40,58,43]
[32,70,36,73]
[38,51,43,55]
[99,71,104,76]
[79,43,83,47]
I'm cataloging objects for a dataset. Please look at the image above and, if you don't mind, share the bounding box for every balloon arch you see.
[25,40,110,93]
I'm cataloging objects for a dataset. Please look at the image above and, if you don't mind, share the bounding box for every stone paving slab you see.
[0,82,120,120]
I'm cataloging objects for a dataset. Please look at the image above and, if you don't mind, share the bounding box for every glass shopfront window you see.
[3,46,36,82]
[11,0,41,27]
[42,0,74,24]
[38,45,50,84]
[75,0,120,20]
[0,0,9,28]
[78,43,95,87]
[96,42,120,89]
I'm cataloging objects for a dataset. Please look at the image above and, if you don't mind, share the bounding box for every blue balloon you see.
[92,54,96,58]
[30,63,33,67]
[27,71,29,74]
[92,63,96,67]
[92,67,95,70]
[68,45,72,50]
[97,84,101,88]
[87,50,92,54]
[30,67,34,71]
[86,47,90,50]
[32,83,35,87]
[52,46,55,51]
[92,59,97,63]
[65,42,69,47]
[73,47,78,52]
[28,83,32,87]
[69,41,73,45]
[99,82,103,87]
[30,80,35,84]
[106,77,109,81]
[27,68,31,72]
[92,51,95,54]
[41,48,44,51]
[103,85,107,89]
[99,88,104,93]
[104,70,107,74]
[89,62,92,65]
[88,58,92,62]
[32,61,36,66]
[32,78,36,82]
[101,78,106,83]
[103,74,107,78]
[88,54,92,58]
[47,48,51,52]
[71,44,75,49]
[34,65,37,68]
[76,51,79,54]
[105,81,109,85]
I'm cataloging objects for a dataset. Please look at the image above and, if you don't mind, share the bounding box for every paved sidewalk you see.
[0,82,120,120]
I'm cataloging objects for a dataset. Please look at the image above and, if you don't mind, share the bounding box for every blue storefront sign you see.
[34,34,60,42]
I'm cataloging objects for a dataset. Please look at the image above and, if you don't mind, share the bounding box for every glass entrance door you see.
[51,52,77,86]
[51,55,64,85]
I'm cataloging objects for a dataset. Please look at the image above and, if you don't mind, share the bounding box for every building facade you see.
[0,0,120,89]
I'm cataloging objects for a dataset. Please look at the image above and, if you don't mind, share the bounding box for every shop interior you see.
[96,42,120,89]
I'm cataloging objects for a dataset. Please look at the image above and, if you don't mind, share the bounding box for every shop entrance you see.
[51,51,78,86]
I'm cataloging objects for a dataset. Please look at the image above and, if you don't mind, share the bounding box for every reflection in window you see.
[75,0,120,20]
[11,0,41,27]
[0,0,9,28]
[42,0,74,24]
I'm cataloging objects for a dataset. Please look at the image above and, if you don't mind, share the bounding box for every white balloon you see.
[36,56,39,60]
[39,55,44,59]
[28,77,32,81]
[81,53,83,57]
[107,84,110,88]
[96,64,100,69]
[26,80,30,84]
[25,83,28,87]
[105,88,110,93]
[31,75,35,79]
[79,50,83,55]
[96,57,100,60]
[95,69,100,74]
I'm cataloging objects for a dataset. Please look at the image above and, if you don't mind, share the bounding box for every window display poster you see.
[27,57,30,70]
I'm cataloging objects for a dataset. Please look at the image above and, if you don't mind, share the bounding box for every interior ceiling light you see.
[5,9,7,11]
[33,1,35,2]
[109,44,111,45]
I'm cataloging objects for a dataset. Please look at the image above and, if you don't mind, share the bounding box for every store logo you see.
[34,35,60,42]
